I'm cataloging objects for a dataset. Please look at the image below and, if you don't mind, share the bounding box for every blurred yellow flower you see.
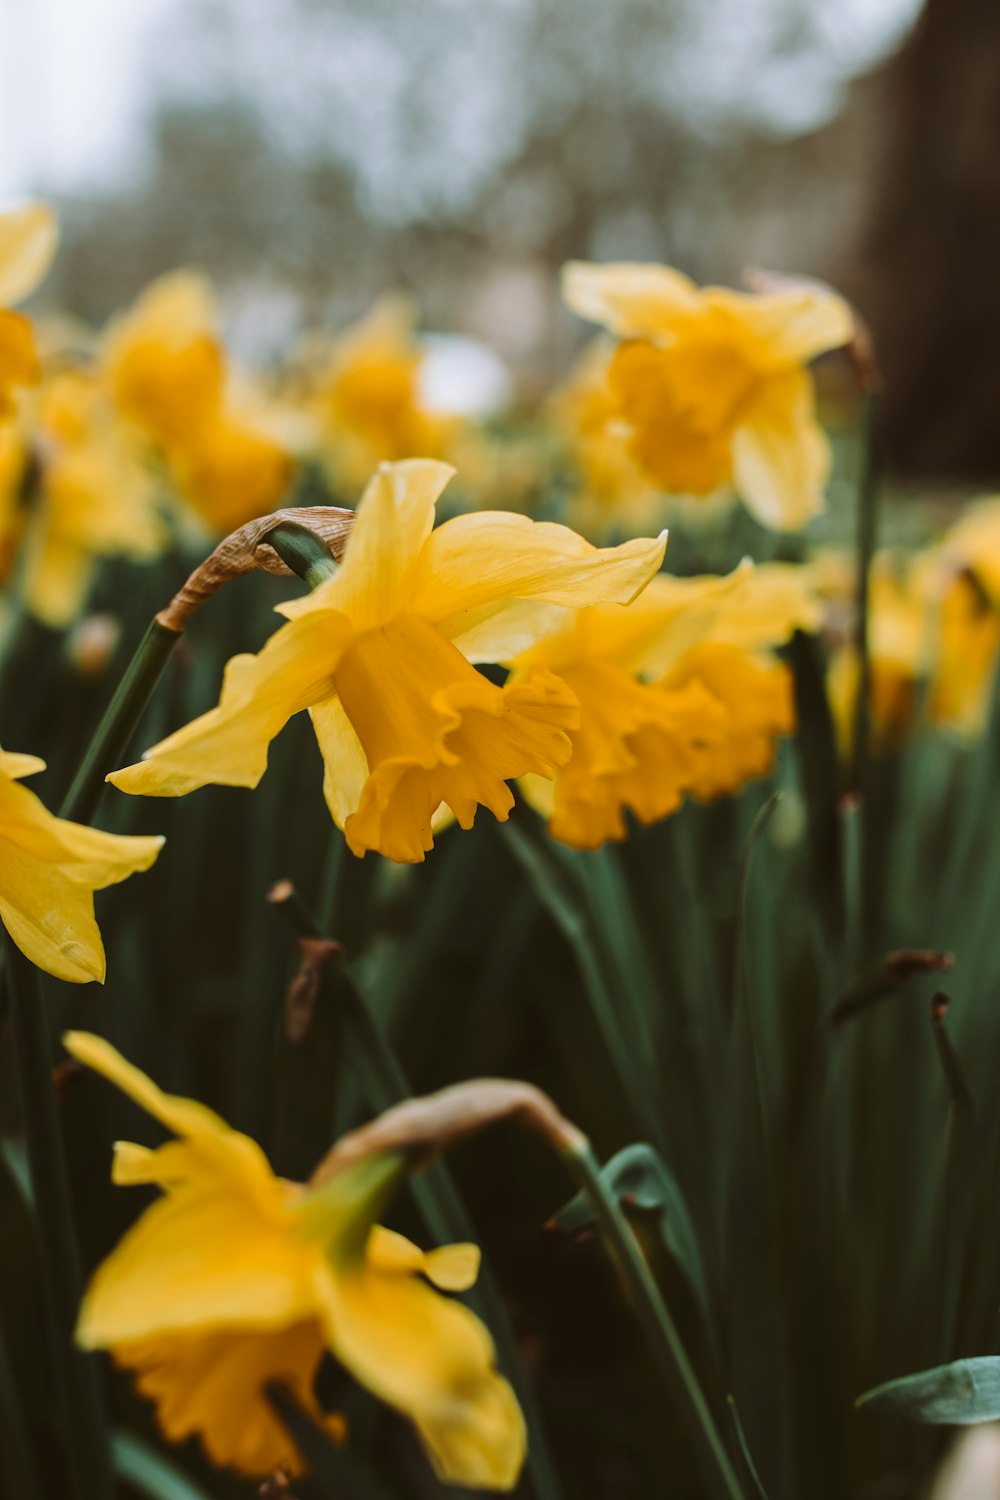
[103,271,291,531]
[316,295,456,493]
[517,564,818,848]
[19,369,165,627]
[548,338,663,537]
[562,261,852,531]
[821,553,928,754]
[109,458,666,862]
[65,1029,525,1488]
[0,750,162,982]
[0,203,58,421]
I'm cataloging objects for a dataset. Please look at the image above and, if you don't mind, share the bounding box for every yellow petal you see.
[0,750,46,780]
[309,696,368,830]
[109,609,350,797]
[660,644,795,800]
[279,459,454,630]
[0,203,58,306]
[22,537,95,629]
[77,1176,316,1347]
[0,309,40,394]
[113,1320,340,1478]
[707,282,853,365]
[366,1226,481,1292]
[0,780,162,982]
[562,260,700,339]
[334,614,578,862]
[317,1262,526,1490]
[64,1031,238,1143]
[409,509,667,656]
[730,367,829,532]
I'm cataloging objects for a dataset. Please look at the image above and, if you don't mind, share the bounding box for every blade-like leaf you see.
[857,1357,1000,1424]
[553,1142,719,1353]
[111,1431,215,1500]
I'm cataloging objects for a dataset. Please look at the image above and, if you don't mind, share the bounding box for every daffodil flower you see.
[562,260,853,531]
[103,271,291,531]
[0,203,58,421]
[0,751,162,981]
[516,564,818,848]
[20,368,165,627]
[109,458,666,862]
[65,1029,525,1488]
[316,294,455,493]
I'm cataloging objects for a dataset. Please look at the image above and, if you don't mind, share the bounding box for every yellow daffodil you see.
[821,553,929,754]
[0,751,162,981]
[103,272,291,531]
[316,295,456,494]
[65,1029,525,1488]
[548,338,664,538]
[562,260,852,531]
[517,564,818,848]
[109,458,666,862]
[18,369,165,627]
[0,203,58,422]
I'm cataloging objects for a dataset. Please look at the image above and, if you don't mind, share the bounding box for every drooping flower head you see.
[109,458,666,862]
[65,1030,525,1488]
[0,203,58,423]
[0,751,162,981]
[516,563,819,849]
[562,261,853,531]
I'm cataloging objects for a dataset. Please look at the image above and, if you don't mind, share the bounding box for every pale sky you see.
[0,0,924,208]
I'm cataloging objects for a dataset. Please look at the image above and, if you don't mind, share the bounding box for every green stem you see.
[269,886,564,1500]
[4,933,114,1500]
[58,618,181,825]
[561,1138,746,1500]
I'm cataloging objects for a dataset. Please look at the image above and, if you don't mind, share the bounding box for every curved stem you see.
[562,1139,747,1500]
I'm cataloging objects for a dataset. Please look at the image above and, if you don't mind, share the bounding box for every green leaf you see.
[111,1431,215,1500]
[857,1357,1000,1424]
[553,1142,719,1354]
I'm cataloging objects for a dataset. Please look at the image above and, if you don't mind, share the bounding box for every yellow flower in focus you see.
[517,563,818,848]
[65,1030,525,1488]
[103,272,291,531]
[109,459,666,861]
[0,751,162,981]
[0,203,58,421]
[316,296,456,493]
[19,369,165,627]
[562,261,852,531]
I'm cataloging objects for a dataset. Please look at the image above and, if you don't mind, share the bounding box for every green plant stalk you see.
[59,618,182,824]
[561,1138,746,1500]
[269,886,564,1500]
[3,933,114,1500]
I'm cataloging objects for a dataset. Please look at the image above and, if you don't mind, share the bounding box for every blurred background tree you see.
[8,0,995,477]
